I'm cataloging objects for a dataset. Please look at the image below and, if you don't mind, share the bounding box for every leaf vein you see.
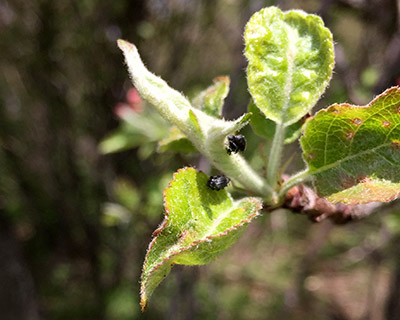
[313,141,395,176]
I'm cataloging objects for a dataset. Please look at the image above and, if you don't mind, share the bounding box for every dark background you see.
[1,0,400,319]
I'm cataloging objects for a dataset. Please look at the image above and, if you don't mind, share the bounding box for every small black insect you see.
[206,175,230,191]
[226,134,246,155]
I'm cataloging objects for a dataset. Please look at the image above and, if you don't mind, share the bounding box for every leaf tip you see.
[117,39,132,51]
[140,295,148,312]
[214,75,230,85]
[238,112,253,125]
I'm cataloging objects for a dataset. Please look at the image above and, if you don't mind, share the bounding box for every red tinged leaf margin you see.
[301,86,400,204]
[140,167,262,311]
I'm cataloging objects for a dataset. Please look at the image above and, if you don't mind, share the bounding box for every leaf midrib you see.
[203,203,239,238]
[280,24,297,124]
[164,204,239,258]
[310,141,395,176]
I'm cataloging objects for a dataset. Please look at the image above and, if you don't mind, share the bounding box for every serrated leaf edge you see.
[301,86,400,202]
[302,86,400,177]
[140,203,260,311]
[245,7,334,126]
[327,179,400,205]
[140,167,262,310]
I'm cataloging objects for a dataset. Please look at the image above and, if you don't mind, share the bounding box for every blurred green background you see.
[1,0,400,319]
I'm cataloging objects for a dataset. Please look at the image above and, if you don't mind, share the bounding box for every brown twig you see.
[283,183,382,224]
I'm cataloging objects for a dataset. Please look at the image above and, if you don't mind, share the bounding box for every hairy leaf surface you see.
[140,167,262,311]
[245,7,334,126]
[301,87,400,204]
[158,76,230,153]
[118,39,271,196]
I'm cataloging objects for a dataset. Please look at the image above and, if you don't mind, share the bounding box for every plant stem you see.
[212,155,274,196]
[267,121,286,191]
[278,168,312,199]
[205,129,274,199]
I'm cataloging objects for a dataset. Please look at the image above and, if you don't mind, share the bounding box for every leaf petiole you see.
[267,121,286,194]
[278,168,312,200]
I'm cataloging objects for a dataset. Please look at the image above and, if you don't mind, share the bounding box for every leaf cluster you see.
[112,6,400,310]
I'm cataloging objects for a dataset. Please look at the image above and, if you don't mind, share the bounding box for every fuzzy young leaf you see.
[245,7,334,126]
[192,76,230,118]
[117,40,203,135]
[118,39,273,196]
[301,87,400,204]
[248,100,303,143]
[140,167,262,311]
[158,76,230,153]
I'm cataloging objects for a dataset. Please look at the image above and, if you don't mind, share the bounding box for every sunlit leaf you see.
[245,7,334,126]
[301,87,400,204]
[140,167,262,311]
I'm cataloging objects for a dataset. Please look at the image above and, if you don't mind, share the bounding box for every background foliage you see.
[1,0,400,319]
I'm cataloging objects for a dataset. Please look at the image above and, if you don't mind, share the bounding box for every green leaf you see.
[192,76,230,118]
[158,126,197,153]
[140,167,262,311]
[301,87,400,204]
[248,100,303,143]
[244,7,334,126]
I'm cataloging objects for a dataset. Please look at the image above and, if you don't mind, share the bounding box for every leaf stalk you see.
[267,121,286,194]
[278,168,312,200]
